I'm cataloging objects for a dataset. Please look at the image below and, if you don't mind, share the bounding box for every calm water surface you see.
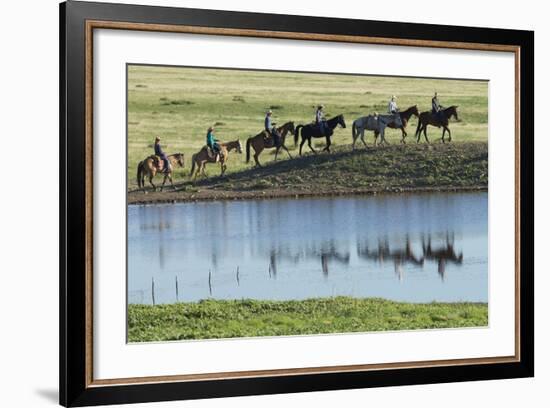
[128,193,487,304]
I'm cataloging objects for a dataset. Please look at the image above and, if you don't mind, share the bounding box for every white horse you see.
[351,114,403,148]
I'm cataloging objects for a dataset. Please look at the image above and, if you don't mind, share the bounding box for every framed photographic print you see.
[59,1,534,406]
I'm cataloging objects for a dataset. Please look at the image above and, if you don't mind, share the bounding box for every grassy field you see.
[127,297,488,342]
[127,65,488,191]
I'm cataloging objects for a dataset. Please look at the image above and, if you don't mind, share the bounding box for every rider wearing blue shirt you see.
[265,110,281,147]
[154,136,170,173]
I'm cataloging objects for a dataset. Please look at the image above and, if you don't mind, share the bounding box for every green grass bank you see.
[128,297,488,342]
[128,141,487,204]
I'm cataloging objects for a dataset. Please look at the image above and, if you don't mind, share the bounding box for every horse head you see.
[338,114,347,129]
[412,105,420,117]
[449,105,459,121]
[236,140,243,154]
[174,153,185,167]
[286,121,295,134]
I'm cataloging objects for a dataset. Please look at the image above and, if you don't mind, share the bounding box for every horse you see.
[351,114,403,148]
[246,121,295,167]
[294,114,346,155]
[189,139,242,180]
[415,105,459,143]
[376,105,420,143]
[136,153,185,192]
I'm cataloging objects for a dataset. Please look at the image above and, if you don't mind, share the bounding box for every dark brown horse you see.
[136,153,185,192]
[415,105,459,143]
[375,105,420,144]
[246,121,295,167]
[294,114,346,155]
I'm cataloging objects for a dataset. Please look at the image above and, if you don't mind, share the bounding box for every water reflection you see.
[128,193,487,304]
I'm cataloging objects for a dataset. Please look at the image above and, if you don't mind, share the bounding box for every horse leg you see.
[447,126,452,142]
[254,146,263,167]
[380,129,387,145]
[361,128,367,147]
[307,137,317,154]
[401,127,407,144]
[282,145,292,159]
[274,146,280,160]
[160,174,167,191]
[169,173,175,190]
[299,138,306,156]
[423,125,430,143]
[324,136,331,153]
[148,176,156,192]
[193,162,201,181]
[416,124,421,143]
[441,127,446,143]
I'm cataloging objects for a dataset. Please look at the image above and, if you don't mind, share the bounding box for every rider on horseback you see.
[316,105,326,135]
[432,92,444,121]
[154,136,171,173]
[388,95,399,114]
[265,110,281,147]
[206,126,221,161]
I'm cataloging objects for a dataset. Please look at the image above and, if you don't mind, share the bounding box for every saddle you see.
[147,155,164,170]
[262,130,275,147]
[431,111,446,122]
[206,146,221,162]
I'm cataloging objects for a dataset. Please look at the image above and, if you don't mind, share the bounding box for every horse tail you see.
[415,115,422,135]
[190,154,196,177]
[246,138,252,163]
[137,161,143,189]
[294,125,303,146]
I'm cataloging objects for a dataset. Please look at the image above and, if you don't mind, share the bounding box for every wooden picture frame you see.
[60,1,534,406]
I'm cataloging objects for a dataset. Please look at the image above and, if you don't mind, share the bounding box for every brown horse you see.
[415,105,459,143]
[189,139,242,180]
[136,153,185,192]
[246,121,295,167]
[374,105,420,144]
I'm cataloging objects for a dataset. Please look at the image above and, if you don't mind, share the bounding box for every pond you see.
[128,192,487,305]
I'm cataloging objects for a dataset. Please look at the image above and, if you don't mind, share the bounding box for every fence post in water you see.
[175,275,179,302]
[208,269,212,296]
[151,277,156,306]
[268,263,271,279]
[236,266,240,286]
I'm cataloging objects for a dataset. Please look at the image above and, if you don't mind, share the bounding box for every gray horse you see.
[351,114,403,148]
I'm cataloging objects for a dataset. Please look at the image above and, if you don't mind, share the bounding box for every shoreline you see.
[128,185,488,205]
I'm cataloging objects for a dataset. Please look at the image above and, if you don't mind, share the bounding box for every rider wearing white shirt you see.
[388,95,398,114]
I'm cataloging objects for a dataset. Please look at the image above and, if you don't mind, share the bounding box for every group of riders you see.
[152,91,447,174]
[387,91,443,118]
